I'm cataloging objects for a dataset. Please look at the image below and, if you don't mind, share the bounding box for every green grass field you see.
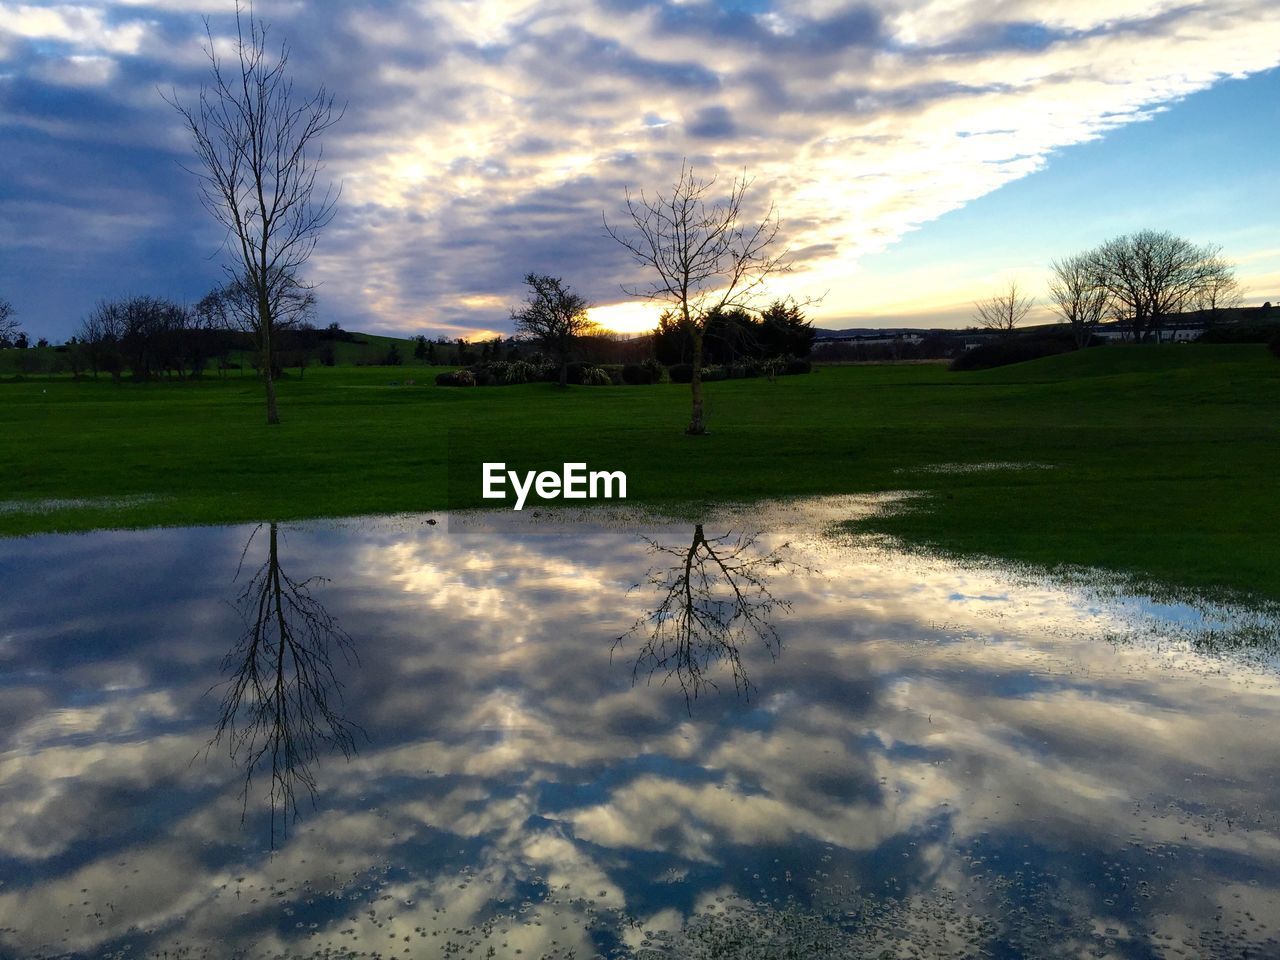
[2,343,1277,601]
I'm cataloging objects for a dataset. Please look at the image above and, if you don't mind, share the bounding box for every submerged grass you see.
[1,343,1277,601]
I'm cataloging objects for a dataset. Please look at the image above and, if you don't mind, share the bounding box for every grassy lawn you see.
[2,343,1278,601]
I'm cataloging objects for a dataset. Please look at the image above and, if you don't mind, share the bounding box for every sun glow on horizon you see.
[588,301,663,335]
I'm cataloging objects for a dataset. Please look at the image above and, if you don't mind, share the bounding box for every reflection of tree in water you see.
[616,524,802,709]
[208,522,360,846]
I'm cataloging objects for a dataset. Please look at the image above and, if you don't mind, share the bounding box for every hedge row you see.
[436,356,813,387]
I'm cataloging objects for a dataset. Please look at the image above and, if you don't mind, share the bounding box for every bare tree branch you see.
[0,298,20,348]
[206,522,361,849]
[614,524,806,712]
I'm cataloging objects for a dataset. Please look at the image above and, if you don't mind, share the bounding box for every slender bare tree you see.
[973,280,1034,335]
[1047,254,1108,349]
[168,2,341,424]
[1087,231,1231,342]
[511,273,597,387]
[605,162,786,434]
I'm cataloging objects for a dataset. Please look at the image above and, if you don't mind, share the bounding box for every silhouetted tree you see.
[616,524,801,710]
[758,298,815,358]
[1048,254,1108,349]
[76,295,194,380]
[973,280,1033,335]
[606,162,786,434]
[208,522,360,848]
[702,307,755,364]
[79,301,122,380]
[1087,231,1233,342]
[66,340,87,379]
[511,273,596,387]
[0,298,20,348]
[1193,260,1244,326]
[168,2,342,424]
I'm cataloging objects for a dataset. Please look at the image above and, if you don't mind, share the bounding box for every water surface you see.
[1,500,1278,958]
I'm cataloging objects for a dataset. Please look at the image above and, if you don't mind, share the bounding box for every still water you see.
[1,498,1278,959]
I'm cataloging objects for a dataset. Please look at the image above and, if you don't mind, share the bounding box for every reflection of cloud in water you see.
[0,499,1278,957]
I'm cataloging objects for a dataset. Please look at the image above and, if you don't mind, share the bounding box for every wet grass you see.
[1,343,1277,601]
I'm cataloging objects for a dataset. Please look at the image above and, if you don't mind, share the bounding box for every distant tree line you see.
[42,293,359,381]
[973,230,1242,349]
[653,300,815,366]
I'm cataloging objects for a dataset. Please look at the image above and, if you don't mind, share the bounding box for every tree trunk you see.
[264,370,280,425]
[559,358,568,388]
[261,332,281,425]
[687,330,706,435]
[260,297,281,425]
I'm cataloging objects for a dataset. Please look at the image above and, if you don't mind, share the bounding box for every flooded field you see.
[1,498,1278,959]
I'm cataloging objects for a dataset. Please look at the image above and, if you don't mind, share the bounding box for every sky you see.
[1,0,1279,341]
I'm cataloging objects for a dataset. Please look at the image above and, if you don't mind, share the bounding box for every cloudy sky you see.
[2,0,1279,341]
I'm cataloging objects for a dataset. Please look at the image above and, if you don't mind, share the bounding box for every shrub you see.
[761,357,787,379]
[435,369,476,386]
[668,363,732,382]
[1268,331,1280,360]
[622,362,656,385]
[477,359,539,385]
[785,357,812,375]
[502,359,539,384]
[642,357,665,383]
[668,363,694,383]
[581,364,612,386]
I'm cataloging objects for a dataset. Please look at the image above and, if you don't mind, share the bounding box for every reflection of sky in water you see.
[1,500,1279,958]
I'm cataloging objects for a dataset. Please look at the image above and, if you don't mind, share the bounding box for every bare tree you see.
[615,524,803,711]
[0,298,19,348]
[167,2,341,424]
[1088,231,1230,342]
[1192,257,1244,326]
[511,273,596,387]
[605,162,786,434]
[207,522,360,848]
[1047,254,1108,349]
[973,280,1033,335]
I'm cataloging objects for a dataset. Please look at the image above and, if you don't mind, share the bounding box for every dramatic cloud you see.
[2,0,1279,337]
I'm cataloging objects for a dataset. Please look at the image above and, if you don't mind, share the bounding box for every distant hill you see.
[813,303,1276,341]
